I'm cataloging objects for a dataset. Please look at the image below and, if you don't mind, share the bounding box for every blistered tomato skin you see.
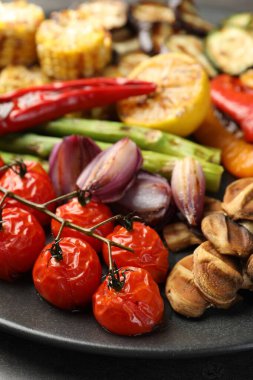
[0,161,56,225]
[51,198,114,252]
[33,237,102,310]
[0,207,46,281]
[102,222,169,283]
[93,267,164,336]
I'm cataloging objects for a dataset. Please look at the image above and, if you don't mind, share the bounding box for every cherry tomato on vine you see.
[93,266,164,336]
[102,222,169,283]
[51,198,114,252]
[33,237,102,310]
[0,207,45,281]
[0,161,56,225]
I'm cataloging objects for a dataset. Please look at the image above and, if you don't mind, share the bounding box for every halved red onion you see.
[171,157,205,226]
[49,135,101,196]
[116,170,172,226]
[76,137,143,203]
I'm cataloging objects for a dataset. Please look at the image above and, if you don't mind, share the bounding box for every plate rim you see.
[1,316,253,359]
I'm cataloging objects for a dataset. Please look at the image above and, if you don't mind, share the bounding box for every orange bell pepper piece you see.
[194,107,253,178]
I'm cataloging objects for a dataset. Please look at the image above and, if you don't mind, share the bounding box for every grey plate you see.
[1,1,253,359]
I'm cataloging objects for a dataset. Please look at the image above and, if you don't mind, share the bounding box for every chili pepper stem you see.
[0,186,133,252]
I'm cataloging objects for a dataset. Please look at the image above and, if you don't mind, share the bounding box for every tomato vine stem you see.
[0,186,133,252]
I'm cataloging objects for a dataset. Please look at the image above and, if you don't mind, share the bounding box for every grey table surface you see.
[1,1,253,379]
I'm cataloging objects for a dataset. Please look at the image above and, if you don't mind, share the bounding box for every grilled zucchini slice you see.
[131,2,175,24]
[78,0,128,30]
[223,13,253,29]
[167,34,217,77]
[206,27,253,75]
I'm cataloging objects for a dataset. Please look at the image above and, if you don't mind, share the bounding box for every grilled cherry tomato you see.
[33,237,102,310]
[51,198,114,252]
[0,161,56,225]
[0,207,45,281]
[93,266,164,336]
[102,222,169,283]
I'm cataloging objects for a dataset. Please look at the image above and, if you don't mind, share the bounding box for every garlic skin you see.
[171,157,205,226]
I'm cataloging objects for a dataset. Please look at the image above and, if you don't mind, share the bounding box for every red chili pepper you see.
[211,74,253,142]
[0,78,156,135]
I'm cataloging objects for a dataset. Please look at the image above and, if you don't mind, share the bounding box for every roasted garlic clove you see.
[163,222,203,252]
[171,157,205,226]
[222,180,253,221]
[193,241,243,308]
[223,178,253,204]
[203,196,222,217]
[165,255,209,318]
[201,213,253,258]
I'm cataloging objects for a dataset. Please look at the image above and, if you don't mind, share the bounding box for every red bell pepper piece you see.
[211,74,253,142]
[0,78,156,135]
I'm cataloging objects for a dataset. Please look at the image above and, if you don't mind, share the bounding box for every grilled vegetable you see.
[166,34,217,77]
[206,27,253,75]
[0,133,223,192]
[78,0,128,31]
[0,78,155,135]
[131,2,175,54]
[179,12,214,35]
[211,75,253,142]
[194,107,253,178]
[173,0,213,35]
[0,0,45,67]
[36,10,112,79]
[113,38,140,56]
[104,51,149,77]
[42,118,221,164]
[131,2,175,24]
[240,69,253,89]
[223,13,253,29]
[152,23,173,54]
[0,65,48,94]
[118,52,210,137]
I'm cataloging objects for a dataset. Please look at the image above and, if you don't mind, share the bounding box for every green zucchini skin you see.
[223,12,253,29]
[166,34,217,77]
[205,26,253,75]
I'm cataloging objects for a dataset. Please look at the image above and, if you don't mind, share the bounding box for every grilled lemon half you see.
[118,52,210,137]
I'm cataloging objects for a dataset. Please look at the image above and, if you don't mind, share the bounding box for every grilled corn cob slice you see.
[0,65,49,93]
[0,0,45,67]
[36,10,112,80]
